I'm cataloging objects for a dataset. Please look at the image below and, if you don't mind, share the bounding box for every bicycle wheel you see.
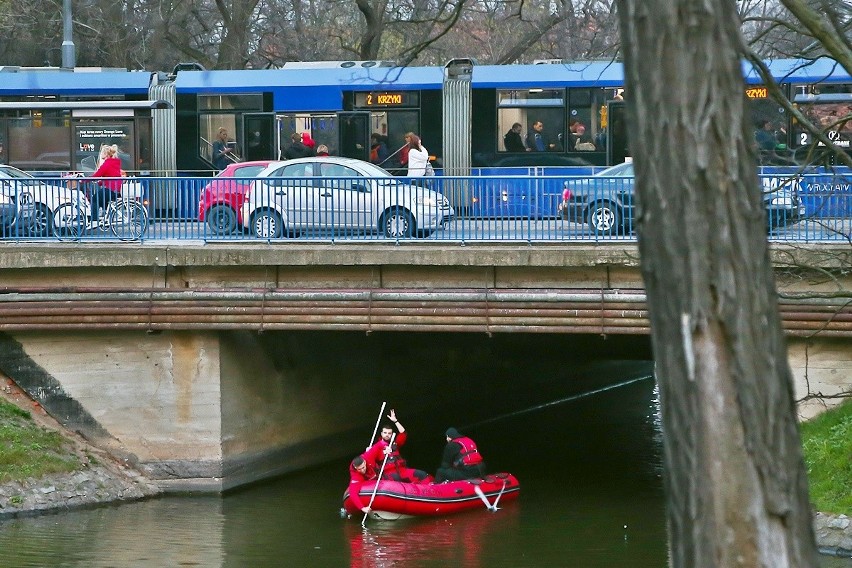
[53,203,86,241]
[109,200,149,241]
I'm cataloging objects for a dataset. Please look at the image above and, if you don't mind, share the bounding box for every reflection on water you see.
[1,360,849,568]
[346,506,520,568]
[1,498,226,568]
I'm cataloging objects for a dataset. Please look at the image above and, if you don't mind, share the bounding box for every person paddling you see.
[348,454,378,514]
[366,409,429,483]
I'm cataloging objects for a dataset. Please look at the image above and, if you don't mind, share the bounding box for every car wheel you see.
[251,209,284,239]
[382,208,414,238]
[27,204,53,237]
[587,201,622,235]
[206,205,237,235]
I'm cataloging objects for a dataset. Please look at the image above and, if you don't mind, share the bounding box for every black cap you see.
[445,427,460,439]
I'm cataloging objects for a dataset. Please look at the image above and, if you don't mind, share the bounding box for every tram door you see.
[337,112,370,162]
[606,101,630,165]
[242,113,275,161]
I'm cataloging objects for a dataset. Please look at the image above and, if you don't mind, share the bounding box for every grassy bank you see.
[0,398,80,483]
[801,399,852,514]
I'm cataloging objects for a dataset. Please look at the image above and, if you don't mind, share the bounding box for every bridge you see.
[0,241,850,491]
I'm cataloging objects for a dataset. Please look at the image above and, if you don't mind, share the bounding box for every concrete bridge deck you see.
[0,241,849,491]
[0,242,850,335]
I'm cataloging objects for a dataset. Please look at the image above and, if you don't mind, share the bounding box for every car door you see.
[262,162,319,228]
[315,162,372,229]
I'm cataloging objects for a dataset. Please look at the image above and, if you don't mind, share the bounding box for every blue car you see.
[558,161,805,235]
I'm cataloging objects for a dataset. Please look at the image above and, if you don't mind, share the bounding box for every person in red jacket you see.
[88,144,123,221]
[348,454,378,513]
[435,427,487,482]
[366,409,430,483]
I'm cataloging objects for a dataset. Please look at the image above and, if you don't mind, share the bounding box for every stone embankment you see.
[815,512,852,558]
[0,462,160,518]
[0,382,161,519]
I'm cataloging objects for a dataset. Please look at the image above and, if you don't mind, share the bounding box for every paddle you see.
[367,402,387,451]
[471,481,498,512]
[491,478,509,510]
[362,433,396,527]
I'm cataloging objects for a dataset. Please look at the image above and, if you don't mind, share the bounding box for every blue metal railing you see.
[0,170,849,243]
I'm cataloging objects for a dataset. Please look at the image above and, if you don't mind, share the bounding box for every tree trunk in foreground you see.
[614,0,819,566]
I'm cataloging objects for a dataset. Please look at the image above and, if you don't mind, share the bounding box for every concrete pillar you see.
[788,337,852,421]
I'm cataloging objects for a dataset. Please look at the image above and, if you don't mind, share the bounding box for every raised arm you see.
[387,408,405,434]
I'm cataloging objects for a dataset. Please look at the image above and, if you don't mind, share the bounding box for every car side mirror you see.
[352,183,369,193]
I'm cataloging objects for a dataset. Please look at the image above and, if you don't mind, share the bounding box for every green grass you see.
[801,398,852,514]
[0,398,80,483]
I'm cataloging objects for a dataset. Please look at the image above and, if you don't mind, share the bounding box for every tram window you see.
[497,89,565,152]
[279,113,338,157]
[8,116,71,172]
[794,100,852,149]
[568,88,609,152]
[199,115,241,166]
[136,118,152,172]
[199,94,263,111]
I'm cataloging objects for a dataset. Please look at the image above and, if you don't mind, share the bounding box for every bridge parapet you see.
[0,242,850,336]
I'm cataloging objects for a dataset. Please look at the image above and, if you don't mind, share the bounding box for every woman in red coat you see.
[89,145,123,221]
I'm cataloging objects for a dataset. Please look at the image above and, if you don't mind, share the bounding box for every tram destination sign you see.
[745,87,768,99]
[354,91,418,108]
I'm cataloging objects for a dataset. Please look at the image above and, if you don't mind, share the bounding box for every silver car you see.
[0,165,90,236]
[241,157,453,238]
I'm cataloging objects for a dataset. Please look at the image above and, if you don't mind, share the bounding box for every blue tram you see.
[0,58,847,178]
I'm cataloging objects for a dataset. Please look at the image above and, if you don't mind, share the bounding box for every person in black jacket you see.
[503,123,526,152]
[284,132,313,159]
[435,427,487,482]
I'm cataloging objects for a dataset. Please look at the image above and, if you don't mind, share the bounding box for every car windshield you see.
[596,162,634,177]
[225,165,268,178]
[0,166,35,180]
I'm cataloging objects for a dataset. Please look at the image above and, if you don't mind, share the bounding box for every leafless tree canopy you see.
[0,0,846,70]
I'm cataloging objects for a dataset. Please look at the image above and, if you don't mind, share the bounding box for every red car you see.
[198,160,274,234]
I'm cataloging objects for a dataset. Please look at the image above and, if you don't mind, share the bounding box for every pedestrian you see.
[366,409,429,483]
[301,132,317,153]
[435,427,487,482]
[284,132,313,159]
[348,454,378,514]
[405,134,430,179]
[316,144,330,157]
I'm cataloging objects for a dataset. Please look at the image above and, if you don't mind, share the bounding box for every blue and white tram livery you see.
[0,57,847,219]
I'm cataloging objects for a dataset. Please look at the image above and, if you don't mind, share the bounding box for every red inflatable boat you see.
[343,472,520,520]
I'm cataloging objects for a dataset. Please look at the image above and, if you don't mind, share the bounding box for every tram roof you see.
[0,69,152,95]
[472,58,850,88]
[472,61,626,88]
[174,66,443,112]
[746,58,851,84]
